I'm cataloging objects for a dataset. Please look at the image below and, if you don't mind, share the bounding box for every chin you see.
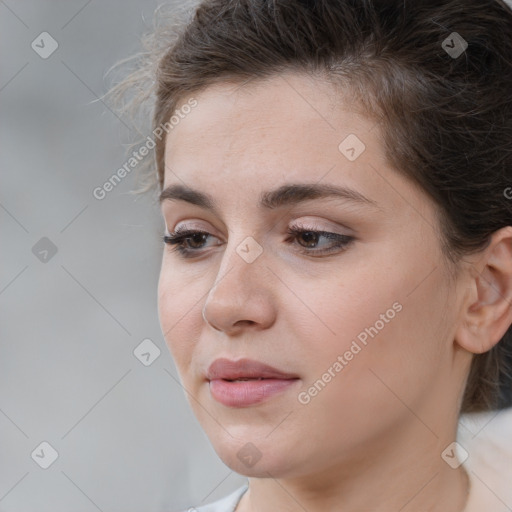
[222,451,294,478]
[208,433,300,478]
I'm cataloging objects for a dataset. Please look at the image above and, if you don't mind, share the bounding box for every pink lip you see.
[206,357,299,381]
[206,358,300,407]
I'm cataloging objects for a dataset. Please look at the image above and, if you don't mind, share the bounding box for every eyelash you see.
[161,225,354,258]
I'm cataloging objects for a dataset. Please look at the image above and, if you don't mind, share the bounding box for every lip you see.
[206,358,300,407]
[206,357,299,381]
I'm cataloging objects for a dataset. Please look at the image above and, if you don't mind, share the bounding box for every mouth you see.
[206,357,299,381]
[224,377,265,381]
[206,358,300,407]
[208,377,300,407]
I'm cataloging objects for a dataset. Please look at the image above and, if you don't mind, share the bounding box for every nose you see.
[201,240,276,335]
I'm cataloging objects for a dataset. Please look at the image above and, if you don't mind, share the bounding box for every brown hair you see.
[107,0,512,413]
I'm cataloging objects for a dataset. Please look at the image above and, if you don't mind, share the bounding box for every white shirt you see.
[459,406,512,511]
[183,406,512,512]
[185,484,248,512]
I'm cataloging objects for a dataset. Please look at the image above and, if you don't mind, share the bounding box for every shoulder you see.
[178,483,249,512]
[458,406,512,512]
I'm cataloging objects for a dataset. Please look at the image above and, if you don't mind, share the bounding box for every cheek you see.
[302,249,449,389]
[289,266,451,452]
[157,262,204,373]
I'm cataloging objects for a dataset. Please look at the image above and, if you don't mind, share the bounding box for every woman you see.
[109,0,512,510]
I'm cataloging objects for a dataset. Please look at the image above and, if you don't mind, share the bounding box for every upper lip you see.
[206,358,299,381]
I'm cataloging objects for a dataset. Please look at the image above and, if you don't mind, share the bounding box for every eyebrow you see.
[159,182,379,214]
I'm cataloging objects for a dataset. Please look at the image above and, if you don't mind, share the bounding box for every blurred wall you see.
[0,1,247,511]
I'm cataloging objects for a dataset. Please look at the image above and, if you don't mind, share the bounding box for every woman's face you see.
[158,72,467,479]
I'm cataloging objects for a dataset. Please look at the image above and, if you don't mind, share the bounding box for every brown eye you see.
[285,227,354,256]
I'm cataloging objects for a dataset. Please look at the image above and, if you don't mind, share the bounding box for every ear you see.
[455,226,512,354]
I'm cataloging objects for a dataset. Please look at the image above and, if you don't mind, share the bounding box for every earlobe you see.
[455,227,512,355]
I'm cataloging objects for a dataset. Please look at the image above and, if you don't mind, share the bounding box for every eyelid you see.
[168,214,354,236]
[169,221,221,238]
[289,218,351,233]
[282,217,357,245]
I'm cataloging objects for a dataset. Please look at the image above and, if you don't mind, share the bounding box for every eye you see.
[162,226,219,257]
[162,225,354,258]
[284,226,354,256]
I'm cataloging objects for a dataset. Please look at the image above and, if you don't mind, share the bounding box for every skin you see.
[157,71,512,512]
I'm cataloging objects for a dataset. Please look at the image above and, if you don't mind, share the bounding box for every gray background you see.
[0,1,247,511]
[2,1,512,511]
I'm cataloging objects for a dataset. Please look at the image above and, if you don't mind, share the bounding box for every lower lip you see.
[209,378,300,407]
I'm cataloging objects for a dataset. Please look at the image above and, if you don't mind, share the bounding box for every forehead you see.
[168,74,367,145]
[161,72,426,219]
